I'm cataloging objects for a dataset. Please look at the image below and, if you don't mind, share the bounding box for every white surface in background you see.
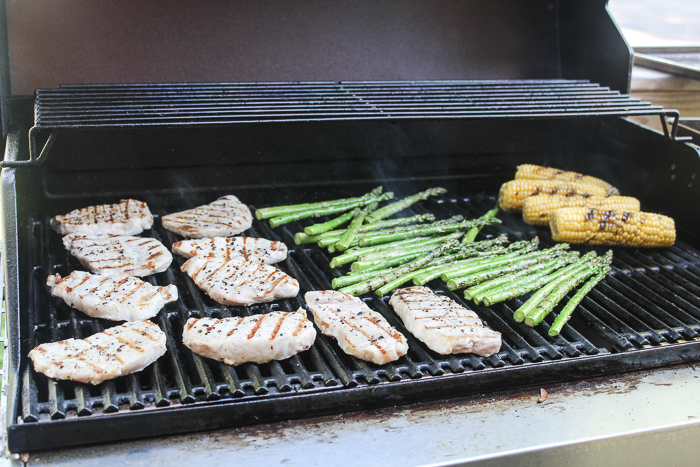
[609,0,700,46]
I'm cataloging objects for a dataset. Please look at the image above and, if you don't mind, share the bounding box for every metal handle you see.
[0,127,57,168]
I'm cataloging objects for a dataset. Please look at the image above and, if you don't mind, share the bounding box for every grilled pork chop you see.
[304,290,408,365]
[51,199,153,236]
[63,234,172,276]
[182,309,316,366]
[47,271,178,321]
[389,286,501,357]
[28,320,167,385]
[181,256,299,305]
[161,195,253,238]
[172,236,287,264]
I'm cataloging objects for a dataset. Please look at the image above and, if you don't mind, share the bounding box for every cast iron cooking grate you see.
[11,190,700,452]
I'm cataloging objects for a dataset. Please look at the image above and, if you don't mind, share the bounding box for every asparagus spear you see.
[463,205,499,243]
[330,236,433,268]
[352,232,465,268]
[304,208,359,236]
[332,265,399,289]
[445,250,564,291]
[465,252,578,303]
[365,187,447,223]
[358,216,500,247]
[269,192,393,228]
[524,251,613,327]
[511,252,599,322]
[482,251,596,307]
[411,238,530,286]
[334,201,379,252]
[339,239,457,296]
[256,187,382,220]
[524,264,601,327]
[341,238,508,295]
[548,266,611,336]
[296,214,436,245]
[438,239,546,282]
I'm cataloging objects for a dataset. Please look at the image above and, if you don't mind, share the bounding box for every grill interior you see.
[12,188,700,452]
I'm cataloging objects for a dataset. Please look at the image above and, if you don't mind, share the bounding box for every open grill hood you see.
[2,0,700,454]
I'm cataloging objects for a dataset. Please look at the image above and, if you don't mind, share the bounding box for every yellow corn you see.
[515,164,619,195]
[550,207,675,248]
[522,194,641,226]
[498,179,608,213]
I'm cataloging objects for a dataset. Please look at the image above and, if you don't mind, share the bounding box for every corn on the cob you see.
[498,179,608,213]
[522,194,641,226]
[550,207,675,247]
[515,164,619,195]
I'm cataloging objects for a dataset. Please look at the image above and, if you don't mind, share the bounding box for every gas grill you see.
[2,0,700,456]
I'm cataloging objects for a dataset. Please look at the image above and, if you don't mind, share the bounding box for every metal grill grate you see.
[34,80,672,127]
[9,190,700,452]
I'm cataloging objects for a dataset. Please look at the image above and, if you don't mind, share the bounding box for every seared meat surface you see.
[63,234,172,277]
[181,256,299,305]
[29,320,167,385]
[172,236,287,264]
[47,271,178,321]
[304,290,408,365]
[182,309,316,366]
[51,199,153,236]
[162,195,253,238]
[389,286,501,356]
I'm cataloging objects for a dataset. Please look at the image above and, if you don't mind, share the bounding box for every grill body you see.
[2,0,700,456]
[3,100,700,451]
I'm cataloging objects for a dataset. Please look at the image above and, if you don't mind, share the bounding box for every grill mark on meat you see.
[263,274,289,296]
[226,316,246,336]
[292,319,306,337]
[110,335,147,352]
[334,314,388,355]
[270,312,288,340]
[88,276,112,294]
[119,281,145,302]
[247,314,267,339]
[206,319,223,333]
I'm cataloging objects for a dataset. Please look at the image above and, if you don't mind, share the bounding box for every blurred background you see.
[609,0,700,46]
[609,0,700,132]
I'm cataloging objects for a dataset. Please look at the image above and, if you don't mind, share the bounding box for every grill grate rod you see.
[34,80,670,128]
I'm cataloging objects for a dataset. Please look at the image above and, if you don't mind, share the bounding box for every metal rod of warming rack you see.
[18,79,681,167]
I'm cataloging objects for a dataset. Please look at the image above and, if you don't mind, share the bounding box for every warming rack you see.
[12,79,682,168]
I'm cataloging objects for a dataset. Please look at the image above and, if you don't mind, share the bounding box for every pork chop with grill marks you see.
[389,286,501,357]
[63,234,172,277]
[181,256,299,306]
[161,195,253,238]
[28,320,167,385]
[172,236,287,264]
[51,199,153,236]
[182,309,316,366]
[304,290,408,365]
[47,271,178,321]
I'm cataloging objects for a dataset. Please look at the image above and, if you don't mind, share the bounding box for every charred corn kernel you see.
[515,164,619,195]
[498,179,608,213]
[550,207,675,248]
[522,194,641,226]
